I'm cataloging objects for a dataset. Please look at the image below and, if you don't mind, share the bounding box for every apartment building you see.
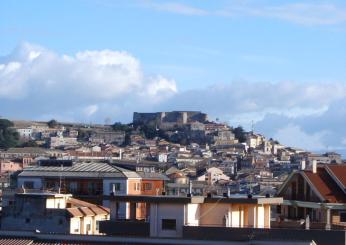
[1,191,109,235]
[16,161,166,219]
[100,194,283,238]
[276,162,346,230]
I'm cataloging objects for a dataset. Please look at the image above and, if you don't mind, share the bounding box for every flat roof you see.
[16,192,72,198]
[108,195,283,205]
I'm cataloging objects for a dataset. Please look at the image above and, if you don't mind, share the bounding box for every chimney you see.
[189,181,193,196]
[119,149,122,160]
[312,160,317,174]
[300,160,306,170]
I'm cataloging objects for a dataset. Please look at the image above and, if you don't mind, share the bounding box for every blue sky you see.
[1,0,346,153]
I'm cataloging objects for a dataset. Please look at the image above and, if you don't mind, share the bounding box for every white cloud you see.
[139,1,346,26]
[144,75,177,101]
[141,1,208,16]
[83,105,99,117]
[0,42,177,100]
[258,3,346,26]
[0,42,177,121]
[159,80,346,123]
[2,42,346,155]
[273,124,328,150]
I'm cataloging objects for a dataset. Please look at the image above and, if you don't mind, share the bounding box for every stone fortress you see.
[133,111,208,130]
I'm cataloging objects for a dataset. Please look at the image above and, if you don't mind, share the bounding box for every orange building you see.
[128,172,168,219]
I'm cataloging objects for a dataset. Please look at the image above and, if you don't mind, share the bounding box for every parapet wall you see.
[183,226,345,245]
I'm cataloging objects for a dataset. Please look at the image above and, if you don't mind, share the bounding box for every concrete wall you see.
[83,216,93,235]
[127,178,141,219]
[199,203,229,227]
[150,203,185,238]
[99,220,150,237]
[257,206,264,228]
[185,204,199,226]
[183,226,346,245]
[1,206,69,234]
[70,217,81,234]
[46,196,67,209]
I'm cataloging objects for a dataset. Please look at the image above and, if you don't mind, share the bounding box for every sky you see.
[1,0,346,154]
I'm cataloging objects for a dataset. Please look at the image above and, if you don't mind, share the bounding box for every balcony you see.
[99,220,150,237]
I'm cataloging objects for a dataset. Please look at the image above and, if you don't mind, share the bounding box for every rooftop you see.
[326,165,346,189]
[19,162,139,178]
[108,194,283,205]
[303,167,346,203]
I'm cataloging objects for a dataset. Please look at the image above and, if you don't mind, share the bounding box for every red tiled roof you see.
[67,208,84,217]
[326,165,346,188]
[79,207,95,216]
[66,198,109,217]
[304,167,346,203]
[67,198,96,208]
[89,206,109,215]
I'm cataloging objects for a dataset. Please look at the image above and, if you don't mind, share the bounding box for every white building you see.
[50,136,78,149]
[1,192,109,235]
[197,167,230,185]
[16,127,33,141]
[101,195,283,238]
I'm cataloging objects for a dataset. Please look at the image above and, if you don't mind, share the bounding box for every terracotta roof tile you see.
[79,207,95,216]
[89,206,109,215]
[304,167,346,203]
[67,208,84,217]
[326,165,346,188]
[67,198,96,208]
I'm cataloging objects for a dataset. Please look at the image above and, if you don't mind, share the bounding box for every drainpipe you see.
[325,208,331,230]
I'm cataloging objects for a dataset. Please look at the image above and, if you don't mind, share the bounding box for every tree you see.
[0,119,19,149]
[233,126,246,143]
[21,140,38,147]
[112,122,131,132]
[47,119,58,128]
[140,125,158,139]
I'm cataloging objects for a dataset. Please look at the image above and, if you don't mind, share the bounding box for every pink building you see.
[0,158,32,175]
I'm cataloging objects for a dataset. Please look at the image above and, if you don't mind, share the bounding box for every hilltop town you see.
[0,111,345,245]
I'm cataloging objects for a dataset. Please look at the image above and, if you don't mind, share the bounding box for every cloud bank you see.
[0,42,177,122]
[1,43,346,154]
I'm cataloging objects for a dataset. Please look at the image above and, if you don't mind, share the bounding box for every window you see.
[134,182,140,191]
[86,223,91,231]
[74,228,79,233]
[25,218,31,223]
[276,205,281,214]
[144,183,152,191]
[162,219,176,230]
[88,182,96,194]
[24,181,34,189]
[69,182,78,193]
[96,220,100,231]
[340,212,346,222]
[110,183,121,193]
